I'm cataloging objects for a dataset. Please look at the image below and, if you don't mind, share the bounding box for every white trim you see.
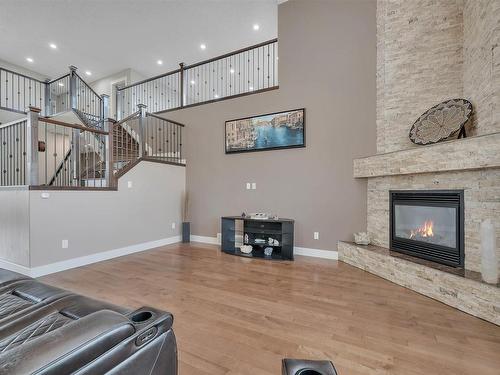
[191,235,338,260]
[191,235,221,245]
[294,247,338,260]
[0,259,32,276]
[0,236,181,278]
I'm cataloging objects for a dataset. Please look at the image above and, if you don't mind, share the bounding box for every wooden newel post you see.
[137,104,147,157]
[104,118,116,188]
[26,106,40,186]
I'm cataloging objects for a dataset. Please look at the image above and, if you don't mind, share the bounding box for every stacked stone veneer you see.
[463,0,500,136]
[377,0,500,153]
[367,0,500,273]
[376,0,464,153]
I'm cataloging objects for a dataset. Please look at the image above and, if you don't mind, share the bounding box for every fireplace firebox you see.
[390,190,464,267]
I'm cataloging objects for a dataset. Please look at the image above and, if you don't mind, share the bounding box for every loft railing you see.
[116,38,278,120]
[0,67,45,114]
[113,104,185,177]
[0,66,108,129]
[0,118,28,185]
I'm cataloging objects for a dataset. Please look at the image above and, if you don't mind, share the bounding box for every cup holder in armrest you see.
[130,310,153,323]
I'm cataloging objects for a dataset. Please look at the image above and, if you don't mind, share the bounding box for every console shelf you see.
[221,216,294,260]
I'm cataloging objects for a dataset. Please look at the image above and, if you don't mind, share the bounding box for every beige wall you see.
[0,187,30,267]
[164,0,377,251]
[28,162,185,267]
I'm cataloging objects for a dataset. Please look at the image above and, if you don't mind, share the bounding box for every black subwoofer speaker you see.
[282,359,338,375]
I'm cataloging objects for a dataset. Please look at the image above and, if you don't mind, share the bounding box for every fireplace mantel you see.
[354,132,500,178]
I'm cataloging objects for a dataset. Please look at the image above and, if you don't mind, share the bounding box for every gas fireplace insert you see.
[390,190,464,267]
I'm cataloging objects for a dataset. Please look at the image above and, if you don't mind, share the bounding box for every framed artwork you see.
[225,108,305,154]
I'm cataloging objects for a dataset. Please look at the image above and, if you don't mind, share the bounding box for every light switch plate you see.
[171,222,176,229]
[62,239,69,249]
[314,232,320,240]
[127,181,133,188]
[251,182,257,190]
[246,182,251,190]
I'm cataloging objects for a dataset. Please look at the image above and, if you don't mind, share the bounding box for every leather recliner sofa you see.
[0,268,177,374]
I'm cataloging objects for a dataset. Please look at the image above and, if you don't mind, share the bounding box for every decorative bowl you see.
[240,245,253,254]
[354,232,371,245]
[409,99,472,145]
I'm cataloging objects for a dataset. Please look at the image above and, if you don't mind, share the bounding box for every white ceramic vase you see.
[480,219,498,284]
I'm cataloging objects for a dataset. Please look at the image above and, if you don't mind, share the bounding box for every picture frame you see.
[225,108,305,154]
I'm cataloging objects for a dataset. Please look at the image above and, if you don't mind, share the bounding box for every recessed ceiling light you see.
[200,43,206,50]
[190,80,196,85]
[58,82,64,87]
[85,71,92,76]
[26,57,34,63]
[49,43,57,49]
[230,68,235,74]
[157,60,163,65]
[253,24,260,31]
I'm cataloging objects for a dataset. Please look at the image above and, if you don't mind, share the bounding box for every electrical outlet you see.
[41,192,50,199]
[217,233,221,243]
[127,181,133,188]
[314,232,320,240]
[251,182,257,190]
[62,239,69,249]
[171,222,176,229]
[246,182,251,190]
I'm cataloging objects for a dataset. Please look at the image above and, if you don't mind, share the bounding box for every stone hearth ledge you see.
[354,131,500,178]
[338,241,500,326]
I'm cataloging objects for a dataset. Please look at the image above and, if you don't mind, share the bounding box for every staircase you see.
[0,57,208,188]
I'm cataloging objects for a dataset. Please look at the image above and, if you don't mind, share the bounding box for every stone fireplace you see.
[338,0,499,326]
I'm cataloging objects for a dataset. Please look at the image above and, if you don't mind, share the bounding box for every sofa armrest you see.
[0,309,135,375]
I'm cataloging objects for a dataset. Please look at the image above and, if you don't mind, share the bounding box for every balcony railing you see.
[0,118,28,185]
[0,66,107,129]
[0,67,45,114]
[116,38,278,120]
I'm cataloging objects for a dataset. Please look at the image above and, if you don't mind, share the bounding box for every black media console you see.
[221,216,294,260]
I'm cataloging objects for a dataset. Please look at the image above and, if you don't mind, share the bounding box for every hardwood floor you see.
[40,243,500,375]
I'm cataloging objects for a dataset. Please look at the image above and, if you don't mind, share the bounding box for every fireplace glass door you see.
[390,190,464,267]
[394,204,457,249]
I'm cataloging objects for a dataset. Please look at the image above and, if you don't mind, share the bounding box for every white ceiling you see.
[0,0,278,82]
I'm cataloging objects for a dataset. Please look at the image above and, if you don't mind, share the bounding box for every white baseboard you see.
[191,235,221,245]
[0,236,181,278]
[191,235,338,260]
[294,246,338,260]
[0,259,32,276]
